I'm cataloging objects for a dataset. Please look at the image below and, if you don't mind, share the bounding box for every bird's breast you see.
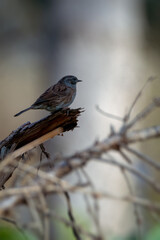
[61,87,76,108]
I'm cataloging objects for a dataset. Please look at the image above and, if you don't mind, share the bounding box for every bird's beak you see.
[77,80,82,82]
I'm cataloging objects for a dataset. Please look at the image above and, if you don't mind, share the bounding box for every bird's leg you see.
[64,108,70,116]
[50,109,62,115]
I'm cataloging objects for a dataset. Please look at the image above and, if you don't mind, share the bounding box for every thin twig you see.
[119,149,132,164]
[81,168,104,239]
[97,158,160,192]
[1,183,160,212]
[43,207,101,240]
[124,146,160,170]
[119,149,142,238]
[0,217,28,240]
[39,193,50,240]
[96,77,156,124]
[25,193,43,235]
[120,100,159,133]
[64,192,82,240]
[124,76,156,122]
[96,105,124,122]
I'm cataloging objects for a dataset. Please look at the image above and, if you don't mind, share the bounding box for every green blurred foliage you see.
[114,225,160,240]
[52,206,90,240]
[0,223,160,240]
[53,220,76,240]
[0,224,38,240]
[146,225,160,240]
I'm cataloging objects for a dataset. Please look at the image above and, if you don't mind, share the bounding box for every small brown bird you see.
[14,75,82,117]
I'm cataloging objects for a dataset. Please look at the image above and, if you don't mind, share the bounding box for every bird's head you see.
[60,75,82,88]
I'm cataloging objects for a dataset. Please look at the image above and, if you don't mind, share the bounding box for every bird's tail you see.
[14,107,32,117]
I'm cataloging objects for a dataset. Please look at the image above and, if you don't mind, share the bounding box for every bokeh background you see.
[1,0,160,239]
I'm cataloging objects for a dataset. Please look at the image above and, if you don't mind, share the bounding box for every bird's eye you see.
[70,80,75,84]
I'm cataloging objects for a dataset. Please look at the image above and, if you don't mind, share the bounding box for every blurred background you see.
[1,0,160,239]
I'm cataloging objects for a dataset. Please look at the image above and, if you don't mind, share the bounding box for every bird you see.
[14,75,82,117]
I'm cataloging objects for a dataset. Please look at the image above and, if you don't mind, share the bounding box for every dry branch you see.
[1,85,160,239]
[0,108,83,188]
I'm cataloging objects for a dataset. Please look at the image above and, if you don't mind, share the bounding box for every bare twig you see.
[0,108,83,188]
[39,193,50,240]
[1,80,160,239]
[81,168,104,239]
[121,169,142,238]
[118,150,142,238]
[124,76,156,122]
[124,146,160,170]
[64,192,82,240]
[0,217,28,240]
[120,100,159,133]
[96,105,123,122]
[1,182,160,212]
[98,158,160,193]
[25,193,43,235]
[45,208,101,240]
[96,77,156,123]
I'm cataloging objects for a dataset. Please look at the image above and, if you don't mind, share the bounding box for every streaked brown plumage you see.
[14,75,82,117]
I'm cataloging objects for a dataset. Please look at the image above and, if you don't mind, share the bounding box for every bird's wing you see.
[32,82,68,107]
